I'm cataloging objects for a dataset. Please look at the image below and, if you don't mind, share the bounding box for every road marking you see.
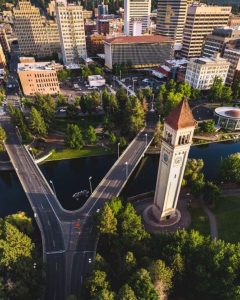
[41,203,44,209]
[48,220,50,226]
[45,250,65,255]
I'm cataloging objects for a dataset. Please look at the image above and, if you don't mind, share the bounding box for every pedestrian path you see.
[200,199,218,239]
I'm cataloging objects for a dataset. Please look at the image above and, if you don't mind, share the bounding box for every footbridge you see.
[1,115,155,299]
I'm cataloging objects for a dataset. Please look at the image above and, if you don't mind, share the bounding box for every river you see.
[0,140,239,217]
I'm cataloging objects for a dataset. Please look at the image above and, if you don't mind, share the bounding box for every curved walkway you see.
[200,199,218,240]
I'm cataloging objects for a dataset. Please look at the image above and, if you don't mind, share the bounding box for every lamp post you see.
[145,133,148,148]
[132,79,137,92]
[158,114,161,123]
[117,142,120,159]
[50,180,56,195]
[89,176,93,194]
[125,161,128,179]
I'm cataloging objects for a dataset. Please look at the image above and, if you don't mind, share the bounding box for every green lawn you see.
[213,195,240,243]
[47,145,113,161]
[52,115,104,132]
[189,205,210,236]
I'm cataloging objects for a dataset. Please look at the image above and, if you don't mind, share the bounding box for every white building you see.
[56,2,87,66]
[88,75,106,87]
[185,54,230,90]
[124,0,151,35]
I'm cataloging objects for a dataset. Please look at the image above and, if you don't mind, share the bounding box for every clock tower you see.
[152,99,196,221]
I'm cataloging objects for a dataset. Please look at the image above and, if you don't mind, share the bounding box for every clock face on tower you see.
[175,156,182,165]
[163,153,169,163]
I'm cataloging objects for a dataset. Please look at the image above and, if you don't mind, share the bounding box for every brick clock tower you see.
[152,99,196,221]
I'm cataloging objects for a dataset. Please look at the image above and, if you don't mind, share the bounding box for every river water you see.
[0,140,239,217]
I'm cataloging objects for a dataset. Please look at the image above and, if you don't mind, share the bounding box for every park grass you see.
[213,195,240,243]
[189,205,210,236]
[52,115,104,132]
[48,145,113,161]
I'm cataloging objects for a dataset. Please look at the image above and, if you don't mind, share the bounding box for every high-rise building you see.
[0,44,6,66]
[203,26,240,58]
[156,0,188,47]
[223,40,240,84]
[13,0,60,58]
[185,54,230,90]
[0,26,10,55]
[124,0,151,35]
[182,4,231,58]
[56,3,87,65]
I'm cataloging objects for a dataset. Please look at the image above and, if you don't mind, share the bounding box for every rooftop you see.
[215,107,240,119]
[18,61,57,71]
[105,35,174,45]
[165,99,196,130]
[192,55,229,65]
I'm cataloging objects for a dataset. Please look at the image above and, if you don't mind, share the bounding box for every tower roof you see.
[165,99,196,130]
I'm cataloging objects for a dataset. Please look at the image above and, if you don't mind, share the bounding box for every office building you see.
[56,3,87,65]
[104,35,174,69]
[0,44,6,66]
[182,4,231,58]
[17,60,60,96]
[156,0,188,47]
[223,41,240,84]
[86,34,106,56]
[124,0,151,35]
[185,54,230,90]
[203,26,240,58]
[0,26,10,55]
[13,0,60,58]
[228,15,240,27]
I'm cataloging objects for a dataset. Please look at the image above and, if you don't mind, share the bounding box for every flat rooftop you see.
[18,61,57,71]
[105,35,174,45]
[193,56,229,64]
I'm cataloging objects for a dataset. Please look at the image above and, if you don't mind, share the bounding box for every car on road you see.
[88,258,92,263]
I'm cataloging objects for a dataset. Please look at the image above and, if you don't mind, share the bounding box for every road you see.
[2,115,155,299]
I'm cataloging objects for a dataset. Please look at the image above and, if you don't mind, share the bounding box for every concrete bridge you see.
[2,116,155,299]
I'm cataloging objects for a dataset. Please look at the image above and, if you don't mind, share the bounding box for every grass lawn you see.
[52,115,104,132]
[48,145,113,161]
[188,204,210,236]
[213,195,240,243]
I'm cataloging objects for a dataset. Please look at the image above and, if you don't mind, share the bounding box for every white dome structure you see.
[214,107,240,130]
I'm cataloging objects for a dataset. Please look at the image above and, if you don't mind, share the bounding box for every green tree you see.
[219,153,240,183]
[148,260,173,299]
[221,86,232,103]
[86,270,110,297]
[94,288,115,300]
[117,284,137,300]
[143,87,153,101]
[29,107,47,136]
[109,132,117,145]
[203,181,220,206]
[57,69,70,81]
[177,82,191,99]
[191,88,200,101]
[153,121,162,146]
[164,92,183,115]
[108,197,123,216]
[122,252,136,273]
[127,98,145,135]
[86,126,97,144]
[65,124,84,149]
[119,203,149,247]
[119,136,127,148]
[5,212,33,236]
[97,204,117,235]
[66,104,78,118]
[232,79,240,99]
[130,268,158,300]
[57,94,68,107]
[0,126,6,152]
[116,87,128,110]
[209,77,224,102]
[80,94,88,113]
[34,94,56,126]
[184,159,204,185]
[200,120,215,133]
[0,87,5,105]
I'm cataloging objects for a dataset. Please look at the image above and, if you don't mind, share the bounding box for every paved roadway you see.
[2,115,155,299]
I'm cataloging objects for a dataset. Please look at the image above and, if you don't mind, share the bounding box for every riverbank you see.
[46,145,113,161]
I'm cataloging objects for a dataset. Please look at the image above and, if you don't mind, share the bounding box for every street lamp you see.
[89,176,93,194]
[132,79,137,92]
[145,133,148,148]
[125,161,128,179]
[158,114,161,123]
[117,142,120,159]
[50,180,56,196]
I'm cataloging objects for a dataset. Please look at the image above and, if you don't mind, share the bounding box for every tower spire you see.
[165,99,196,130]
